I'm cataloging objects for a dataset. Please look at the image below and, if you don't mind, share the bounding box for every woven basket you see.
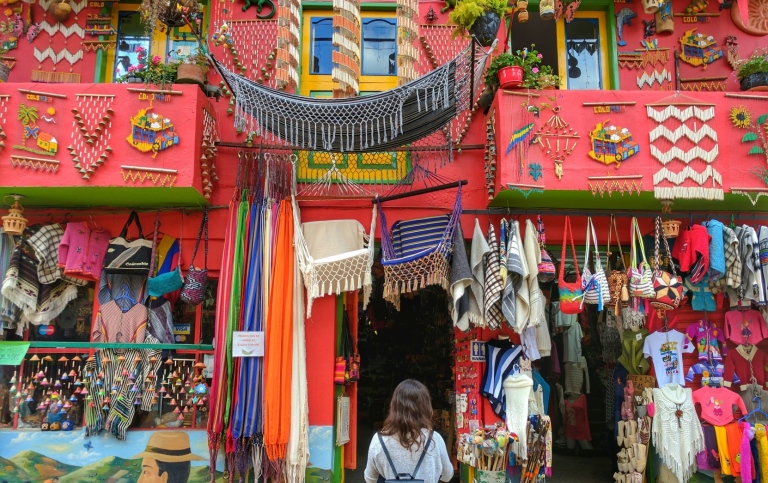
[662,220,680,238]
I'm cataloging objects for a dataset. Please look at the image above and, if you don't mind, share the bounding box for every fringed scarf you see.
[502,220,525,332]
[264,199,295,480]
[0,229,19,326]
[484,223,504,330]
[468,219,490,327]
[208,198,240,481]
[449,225,472,331]
[231,200,266,479]
[286,228,309,483]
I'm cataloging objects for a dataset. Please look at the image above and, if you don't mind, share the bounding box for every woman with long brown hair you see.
[364,379,454,483]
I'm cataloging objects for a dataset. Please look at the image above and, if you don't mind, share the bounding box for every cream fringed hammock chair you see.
[377,185,461,310]
[291,195,376,317]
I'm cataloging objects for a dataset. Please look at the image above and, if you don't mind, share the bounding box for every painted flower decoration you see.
[730,106,752,129]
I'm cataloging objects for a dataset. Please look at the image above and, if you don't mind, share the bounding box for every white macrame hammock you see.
[291,194,376,317]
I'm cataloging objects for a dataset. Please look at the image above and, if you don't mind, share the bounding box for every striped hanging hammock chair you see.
[377,184,461,310]
[291,195,377,317]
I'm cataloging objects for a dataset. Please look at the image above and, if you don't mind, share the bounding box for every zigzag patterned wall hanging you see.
[68,94,115,180]
[10,155,59,173]
[34,47,83,65]
[121,165,177,187]
[647,95,722,200]
[39,21,85,39]
[637,69,672,88]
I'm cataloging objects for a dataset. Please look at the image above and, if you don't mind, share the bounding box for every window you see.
[361,18,397,76]
[309,17,334,75]
[509,9,613,90]
[113,11,151,81]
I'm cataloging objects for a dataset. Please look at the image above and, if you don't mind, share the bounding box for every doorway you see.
[346,283,456,483]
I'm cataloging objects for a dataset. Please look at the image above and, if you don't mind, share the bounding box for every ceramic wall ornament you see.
[126,106,179,158]
[84,14,115,36]
[655,0,674,34]
[587,120,640,166]
[729,106,768,169]
[647,97,723,200]
[534,106,580,180]
[68,94,115,181]
[677,29,724,68]
[200,109,220,199]
[587,174,643,197]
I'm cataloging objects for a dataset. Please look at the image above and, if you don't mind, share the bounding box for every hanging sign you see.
[470,341,486,362]
[0,342,30,365]
[232,331,265,357]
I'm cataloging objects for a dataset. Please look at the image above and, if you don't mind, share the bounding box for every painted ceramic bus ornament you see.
[678,29,724,67]
[588,120,640,166]
[127,108,179,157]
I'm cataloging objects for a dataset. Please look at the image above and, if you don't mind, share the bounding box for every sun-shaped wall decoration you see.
[730,105,752,129]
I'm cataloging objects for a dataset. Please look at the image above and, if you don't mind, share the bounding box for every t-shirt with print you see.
[724,309,768,345]
[692,386,748,426]
[643,329,695,387]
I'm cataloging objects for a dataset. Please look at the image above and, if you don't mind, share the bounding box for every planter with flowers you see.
[176,51,210,87]
[115,46,180,85]
[736,49,768,91]
[449,0,507,46]
[140,0,204,34]
[484,44,557,90]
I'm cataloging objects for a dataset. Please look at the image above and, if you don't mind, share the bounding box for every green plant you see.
[182,50,210,74]
[139,0,204,36]
[484,44,558,89]
[115,46,181,85]
[736,48,768,81]
[449,0,507,38]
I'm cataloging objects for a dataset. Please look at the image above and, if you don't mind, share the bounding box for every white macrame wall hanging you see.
[647,98,723,200]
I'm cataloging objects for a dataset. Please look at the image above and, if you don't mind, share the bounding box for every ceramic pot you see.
[498,65,524,89]
[176,64,206,87]
[469,11,501,46]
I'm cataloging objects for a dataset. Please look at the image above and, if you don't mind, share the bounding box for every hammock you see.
[212,39,491,153]
[378,185,461,310]
[291,194,376,317]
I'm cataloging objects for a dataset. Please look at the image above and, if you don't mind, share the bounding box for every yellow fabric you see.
[756,424,768,481]
[715,425,732,475]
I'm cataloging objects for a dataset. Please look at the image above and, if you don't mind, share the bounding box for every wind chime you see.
[68,93,114,180]
[534,106,579,180]
[200,109,220,199]
[484,110,497,200]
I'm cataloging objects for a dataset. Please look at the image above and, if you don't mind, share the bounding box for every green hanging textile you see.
[224,193,250,426]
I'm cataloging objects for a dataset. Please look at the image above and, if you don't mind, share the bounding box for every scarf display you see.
[499,219,508,284]
[0,229,18,326]
[503,221,525,332]
[263,199,295,479]
[449,225,471,331]
[469,219,489,326]
[652,384,704,483]
[523,219,545,328]
[484,223,504,330]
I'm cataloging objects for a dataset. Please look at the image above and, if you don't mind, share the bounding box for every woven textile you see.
[449,225,471,331]
[652,385,705,483]
[379,187,461,310]
[28,223,86,286]
[0,229,18,324]
[293,197,375,317]
[212,39,488,152]
[484,224,504,330]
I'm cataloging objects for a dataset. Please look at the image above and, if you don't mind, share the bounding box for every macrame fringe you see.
[652,427,704,483]
[22,283,79,325]
[646,105,715,123]
[208,431,222,483]
[251,441,264,481]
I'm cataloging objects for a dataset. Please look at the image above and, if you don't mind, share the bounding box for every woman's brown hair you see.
[380,379,433,450]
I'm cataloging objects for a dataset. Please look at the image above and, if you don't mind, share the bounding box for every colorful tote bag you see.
[558,216,584,314]
[628,217,654,299]
[536,215,556,283]
[582,216,610,310]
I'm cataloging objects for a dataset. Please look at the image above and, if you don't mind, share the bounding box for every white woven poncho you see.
[652,384,704,483]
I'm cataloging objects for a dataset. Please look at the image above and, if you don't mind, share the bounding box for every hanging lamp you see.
[2,195,28,235]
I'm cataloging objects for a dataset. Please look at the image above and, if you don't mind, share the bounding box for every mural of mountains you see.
[0,450,223,483]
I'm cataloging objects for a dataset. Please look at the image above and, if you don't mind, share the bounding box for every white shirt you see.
[643,329,694,387]
[365,429,454,483]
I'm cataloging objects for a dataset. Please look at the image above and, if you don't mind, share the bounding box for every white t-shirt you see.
[643,329,694,387]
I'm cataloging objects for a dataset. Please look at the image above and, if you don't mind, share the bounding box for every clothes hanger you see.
[113,283,136,306]
[739,393,768,423]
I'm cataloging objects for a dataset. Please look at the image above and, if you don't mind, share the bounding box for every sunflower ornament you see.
[730,105,752,128]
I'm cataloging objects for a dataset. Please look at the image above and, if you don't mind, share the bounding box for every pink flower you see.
[127,65,136,73]
[137,64,145,70]
[537,53,543,58]
[532,67,539,73]
[151,55,162,65]
[135,46,145,53]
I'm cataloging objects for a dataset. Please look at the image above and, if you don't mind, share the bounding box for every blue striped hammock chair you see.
[377,185,462,310]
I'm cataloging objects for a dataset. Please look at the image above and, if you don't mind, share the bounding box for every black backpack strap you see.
[377,432,400,477]
[412,430,434,478]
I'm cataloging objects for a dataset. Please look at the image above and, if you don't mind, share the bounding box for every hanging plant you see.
[140,0,204,35]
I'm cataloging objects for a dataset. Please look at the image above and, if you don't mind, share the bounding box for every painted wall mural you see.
[0,430,223,483]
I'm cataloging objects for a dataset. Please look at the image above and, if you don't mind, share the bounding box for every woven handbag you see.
[651,216,683,310]
[558,216,584,314]
[147,212,184,297]
[582,216,610,310]
[628,217,654,299]
[606,215,629,312]
[334,312,360,386]
[536,215,556,283]
[180,208,208,306]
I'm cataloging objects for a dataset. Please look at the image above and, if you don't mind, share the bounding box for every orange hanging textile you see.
[263,199,295,472]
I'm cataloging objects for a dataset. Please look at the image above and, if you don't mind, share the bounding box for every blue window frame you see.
[310,17,334,75]
[564,18,601,90]
[361,18,397,75]
[113,11,151,81]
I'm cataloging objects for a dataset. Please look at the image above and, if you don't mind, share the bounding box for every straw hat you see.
[132,432,205,463]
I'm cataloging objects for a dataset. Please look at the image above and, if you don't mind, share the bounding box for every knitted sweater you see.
[58,222,110,282]
[692,385,748,426]
[723,344,768,390]
[703,220,725,282]
[672,224,710,283]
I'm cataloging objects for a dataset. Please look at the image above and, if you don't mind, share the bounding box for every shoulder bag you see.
[627,217,654,299]
[558,216,584,314]
[606,215,629,312]
[376,430,434,483]
[536,215,556,283]
[103,211,153,275]
[334,312,360,385]
[582,216,610,310]
[147,212,184,297]
[651,216,683,310]
[180,208,208,306]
